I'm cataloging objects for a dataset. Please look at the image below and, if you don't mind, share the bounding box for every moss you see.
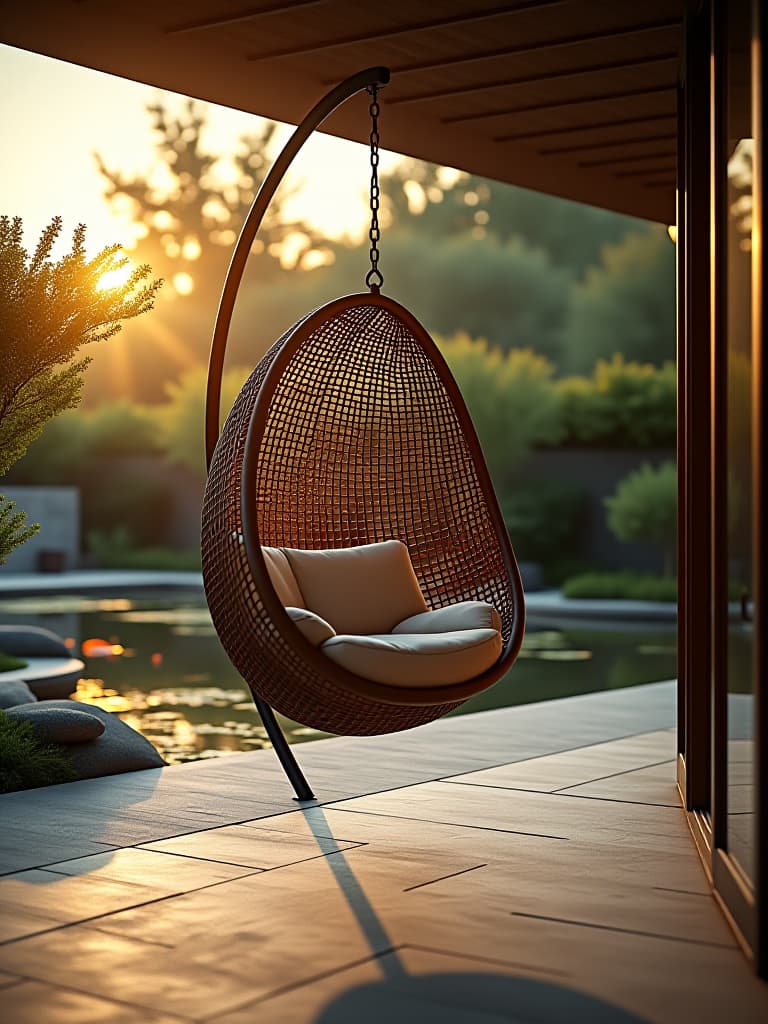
[0,711,79,792]
[0,649,27,673]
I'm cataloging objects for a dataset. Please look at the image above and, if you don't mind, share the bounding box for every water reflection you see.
[0,592,676,765]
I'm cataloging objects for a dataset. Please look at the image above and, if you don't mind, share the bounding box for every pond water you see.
[0,592,676,764]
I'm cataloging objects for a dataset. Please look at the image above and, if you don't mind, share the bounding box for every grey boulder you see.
[5,704,105,744]
[0,626,71,658]
[0,680,38,709]
[8,700,166,779]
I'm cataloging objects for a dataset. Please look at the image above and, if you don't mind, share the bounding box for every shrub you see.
[0,711,79,793]
[81,471,174,549]
[155,365,252,479]
[437,334,562,487]
[88,529,201,570]
[556,356,676,448]
[605,461,677,576]
[562,571,677,602]
[0,215,161,563]
[501,481,588,568]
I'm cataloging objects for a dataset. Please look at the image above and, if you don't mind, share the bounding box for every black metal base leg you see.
[254,696,316,800]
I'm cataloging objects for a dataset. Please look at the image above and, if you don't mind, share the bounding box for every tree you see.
[605,461,677,576]
[90,100,329,402]
[382,160,650,276]
[155,364,252,479]
[560,227,676,373]
[0,215,161,563]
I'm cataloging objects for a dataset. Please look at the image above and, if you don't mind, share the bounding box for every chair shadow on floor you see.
[298,805,649,1024]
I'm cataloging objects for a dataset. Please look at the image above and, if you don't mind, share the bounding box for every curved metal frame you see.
[205,67,390,800]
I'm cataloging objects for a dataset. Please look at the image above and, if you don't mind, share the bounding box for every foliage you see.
[605,461,677,576]
[82,472,175,550]
[0,215,162,474]
[10,403,159,485]
[0,650,27,673]
[555,356,676,447]
[436,334,561,488]
[561,226,676,373]
[155,364,252,478]
[501,482,588,568]
[382,161,648,276]
[95,100,325,294]
[0,495,39,566]
[0,711,79,793]
[87,529,201,570]
[562,571,677,602]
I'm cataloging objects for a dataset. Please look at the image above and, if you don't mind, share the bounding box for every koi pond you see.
[0,592,676,765]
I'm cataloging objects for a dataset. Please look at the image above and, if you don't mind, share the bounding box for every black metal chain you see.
[366,85,383,293]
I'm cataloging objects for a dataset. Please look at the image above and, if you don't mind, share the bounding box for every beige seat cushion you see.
[282,540,428,635]
[393,600,502,635]
[262,546,305,608]
[285,607,336,646]
[321,628,502,687]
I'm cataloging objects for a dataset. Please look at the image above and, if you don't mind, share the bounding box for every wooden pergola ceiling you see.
[1,0,684,221]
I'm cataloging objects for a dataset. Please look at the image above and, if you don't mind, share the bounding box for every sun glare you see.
[97,260,133,291]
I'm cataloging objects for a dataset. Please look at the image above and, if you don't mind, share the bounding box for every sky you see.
[0,43,403,257]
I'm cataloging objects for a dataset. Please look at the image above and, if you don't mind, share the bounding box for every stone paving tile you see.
[140,823,362,869]
[0,869,178,933]
[384,907,768,1024]
[44,848,259,890]
[396,855,735,948]
[0,979,191,1024]
[210,947,573,1024]
[560,760,679,806]
[449,730,677,794]
[0,926,271,1020]
[332,780,695,854]
[236,805,712,895]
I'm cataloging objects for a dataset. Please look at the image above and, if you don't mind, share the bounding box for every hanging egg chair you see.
[202,68,525,798]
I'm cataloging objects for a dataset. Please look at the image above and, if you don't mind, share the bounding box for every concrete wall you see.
[517,447,675,573]
[0,486,80,572]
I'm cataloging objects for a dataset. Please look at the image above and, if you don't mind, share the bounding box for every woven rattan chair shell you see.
[202,292,525,736]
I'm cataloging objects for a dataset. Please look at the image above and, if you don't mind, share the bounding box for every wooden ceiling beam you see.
[442,83,676,124]
[495,111,675,143]
[165,0,322,35]
[246,1,564,61]
[385,17,682,76]
[391,53,679,105]
[578,148,676,167]
[614,163,676,178]
[542,132,676,155]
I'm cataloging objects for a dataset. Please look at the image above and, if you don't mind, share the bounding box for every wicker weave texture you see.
[202,294,523,736]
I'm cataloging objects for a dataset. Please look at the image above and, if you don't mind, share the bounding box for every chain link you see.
[365,85,383,293]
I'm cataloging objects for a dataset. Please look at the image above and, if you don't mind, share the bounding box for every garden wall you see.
[515,447,675,573]
[0,486,80,572]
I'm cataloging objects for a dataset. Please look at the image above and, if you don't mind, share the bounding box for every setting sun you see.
[97,258,133,291]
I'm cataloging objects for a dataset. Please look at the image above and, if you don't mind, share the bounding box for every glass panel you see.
[725,0,755,884]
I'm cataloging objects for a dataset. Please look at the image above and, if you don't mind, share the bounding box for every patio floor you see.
[1,681,766,1022]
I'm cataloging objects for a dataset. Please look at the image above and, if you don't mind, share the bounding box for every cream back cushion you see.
[261,546,305,608]
[282,540,428,635]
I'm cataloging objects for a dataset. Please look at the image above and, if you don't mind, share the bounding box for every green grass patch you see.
[0,650,27,673]
[0,711,79,792]
[94,546,202,571]
[88,530,201,571]
[561,571,677,602]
